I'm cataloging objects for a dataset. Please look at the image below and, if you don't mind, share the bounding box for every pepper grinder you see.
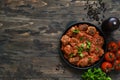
[101,17,120,34]
[101,17,120,42]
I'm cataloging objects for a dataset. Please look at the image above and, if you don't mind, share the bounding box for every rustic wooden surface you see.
[0,0,120,80]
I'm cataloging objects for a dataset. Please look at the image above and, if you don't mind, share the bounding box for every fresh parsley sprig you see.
[82,68,112,80]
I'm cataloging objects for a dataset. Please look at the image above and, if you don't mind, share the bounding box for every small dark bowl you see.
[59,22,106,70]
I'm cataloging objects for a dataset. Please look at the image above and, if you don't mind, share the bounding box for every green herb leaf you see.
[86,40,91,50]
[73,29,80,33]
[81,43,85,48]
[88,57,92,62]
[80,37,84,41]
[96,48,99,51]
[69,53,74,58]
[79,53,84,58]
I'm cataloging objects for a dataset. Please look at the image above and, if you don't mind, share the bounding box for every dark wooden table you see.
[0,0,120,80]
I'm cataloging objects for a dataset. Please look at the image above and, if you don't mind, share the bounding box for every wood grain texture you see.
[0,0,120,80]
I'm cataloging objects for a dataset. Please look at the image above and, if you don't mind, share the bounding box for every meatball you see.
[63,45,73,55]
[88,54,100,64]
[66,26,78,37]
[95,47,104,57]
[89,44,96,53]
[82,51,89,57]
[61,35,71,45]
[73,49,78,56]
[69,37,79,47]
[77,57,89,67]
[76,31,92,41]
[69,57,79,64]
[78,24,88,31]
[93,34,104,47]
[86,26,97,36]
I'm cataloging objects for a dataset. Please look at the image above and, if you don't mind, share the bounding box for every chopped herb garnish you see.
[69,53,74,58]
[81,43,85,48]
[80,37,84,41]
[79,53,84,58]
[73,29,80,33]
[86,40,91,50]
[77,43,85,57]
[77,41,91,57]
[77,44,84,52]
[96,48,99,51]
[78,51,84,58]
[88,57,92,62]
[77,47,83,52]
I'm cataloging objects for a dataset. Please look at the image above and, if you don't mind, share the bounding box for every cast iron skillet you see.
[59,22,107,70]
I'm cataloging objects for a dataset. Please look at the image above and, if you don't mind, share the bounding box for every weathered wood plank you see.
[0,0,120,80]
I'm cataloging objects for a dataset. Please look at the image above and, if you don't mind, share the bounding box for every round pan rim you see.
[59,22,107,70]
